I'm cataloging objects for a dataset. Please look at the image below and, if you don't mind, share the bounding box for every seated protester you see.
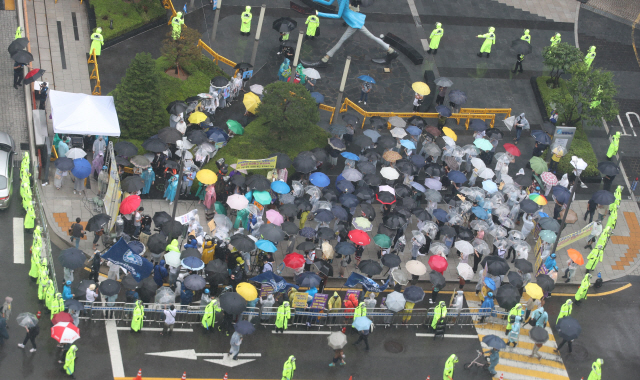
[140,214,152,235]
[184,237,198,249]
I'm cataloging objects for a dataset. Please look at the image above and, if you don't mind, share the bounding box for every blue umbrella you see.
[309,172,330,187]
[436,105,452,117]
[352,316,373,331]
[447,170,467,184]
[339,193,359,208]
[363,129,381,142]
[331,205,349,221]
[470,119,488,132]
[234,320,256,335]
[296,271,322,288]
[206,127,229,143]
[538,212,549,218]
[482,180,498,193]
[358,75,376,84]
[471,206,488,219]
[336,180,355,193]
[552,185,571,204]
[341,152,359,161]
[299,227,317,239]
[433,208,448,222]
[271,181,291,194]
[400,139,416,149]
[484,277,496,291]
[310,92,324,104]
[256,239,277,252]
[410,181,426,192]
[410,155,426,168]
[181,256,205,270]
[71,158,91,179]
[406,126,422,136]
[531,130,551,145]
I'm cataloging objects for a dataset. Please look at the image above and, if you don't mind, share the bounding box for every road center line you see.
[115,327,194,332]
[271,330,331,335]
[106,320,125,378]
[416,333,478,339]
[13,218,24,264]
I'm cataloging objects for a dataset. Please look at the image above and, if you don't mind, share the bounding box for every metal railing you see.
[31,164,58,294]
[319,103,336,124]
[87,50,101,95]
[459,108,511,120]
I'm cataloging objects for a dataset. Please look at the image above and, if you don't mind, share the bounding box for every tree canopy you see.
[542,42,584,88]
[161,27,203,73]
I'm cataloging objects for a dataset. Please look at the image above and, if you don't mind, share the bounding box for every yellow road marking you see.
[478,335,560,356]
[498,351,565,370]
[493,363,569,380]
[479,323,556,341]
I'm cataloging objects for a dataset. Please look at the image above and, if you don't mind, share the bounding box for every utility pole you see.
[331,56,351,125]
[249,5,266,67]
[210,0,222,44]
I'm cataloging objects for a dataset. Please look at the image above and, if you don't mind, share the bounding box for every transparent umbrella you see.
[155,286,176,304]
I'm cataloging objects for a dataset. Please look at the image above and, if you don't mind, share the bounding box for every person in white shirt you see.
[86,284,99,318]
[161,305,177,335]
[304,250,316,271]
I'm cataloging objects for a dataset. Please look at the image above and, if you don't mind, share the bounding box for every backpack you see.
[594,277,603,288]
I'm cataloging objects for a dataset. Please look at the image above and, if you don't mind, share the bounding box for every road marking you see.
[204,353,261,368]
[493,363,569,380]
[420,39,430,51]
[146,349,261,360]
[416,333,477,338]
[271,330,331,335]
[105,320,125,378]
[115,327,193,332]
[13,218,24,264]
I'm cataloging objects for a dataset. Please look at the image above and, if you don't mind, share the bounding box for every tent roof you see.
[49,90,121,136]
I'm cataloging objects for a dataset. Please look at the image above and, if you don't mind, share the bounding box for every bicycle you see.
[464,350,490,371]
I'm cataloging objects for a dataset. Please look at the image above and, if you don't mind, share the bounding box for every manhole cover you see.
[384,340,404,353]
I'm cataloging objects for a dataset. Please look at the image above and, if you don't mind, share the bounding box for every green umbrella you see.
[253,190,272,206]
[226,120,244,135]
[529,157,548,174]
[473,138,493,151]
[214,201,227,215]
[539,229,557,243]
[374,234,392,248]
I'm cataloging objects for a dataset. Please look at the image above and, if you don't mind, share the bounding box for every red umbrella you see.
[51,312,74,325]
[24,68,45,85]
[503,143,521,157]
[428,255,449,274]
[51,322,80,343]
[375,192,396,205]
[348,230,371,246]
[283,253,305,269]
[120,195,141,214]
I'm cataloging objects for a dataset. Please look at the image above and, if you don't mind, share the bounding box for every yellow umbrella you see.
[236,282,258,301]
[442,127,457,141]
[412,82,431,96]
[524,283,543,299]
[243,92,261,114]
[188,111,207,124]
[196,169,218,185]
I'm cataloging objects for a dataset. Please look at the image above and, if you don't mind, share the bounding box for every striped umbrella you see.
[51,322,80,343]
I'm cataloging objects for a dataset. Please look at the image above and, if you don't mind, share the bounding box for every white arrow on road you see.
[146,350,261,366]
[204,354,260,368]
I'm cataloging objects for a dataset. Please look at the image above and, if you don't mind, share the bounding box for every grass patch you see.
[90,0,166,41]
[537,76,599,177]
[202,117,330,176]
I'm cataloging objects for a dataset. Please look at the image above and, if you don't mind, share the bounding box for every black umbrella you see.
[520,199,539,214]
[295,198,312,211]
[353,135,374,148]
[99,279,121,296]
[399,197,417,209]
[278,221,297,236]
[296,241,315,251]
[234,320,256,335]
[8,37,29,55]
[339,193,359,208]
[383,213,406,229]
[482,334,507,349]
[556,317,581,340]
[187,130,208,145]
[358,260,383,276]
[335,241,356,256]
[181,248,201,258]
[205,259,228,274]
[448,90,467,105]
[230,234,256,252]
[272,17,297,32]
[142,137,168,153]
[394,185,412,198]
[538,217,560,232]
[147,233,168,254]
[11,49,33,64]
[359,203,376,219]
[293,154,316,173]
[412,208,431,221]
[311,148,327,162]
[279,204,297,218]
[514,174,533,187]
[330,124,348,135]
[440,225,456,237]
[511,39,533,55]
[74,279,96,299]
[164,160,180,170]
[296,271,322,287]
[529,326,549,343]
[470,119,488,132]
[166,100,188,115]
[407,115,425,127]
[496,283,520,310]
[429,271,446,289]
[162,220,184,240]
[328,205,346,222]
[121,175,144,193]
[234,62,253,70]
[115,156,130,167]
[219,292,247,315]
[210,76,228,87]
[153,211,172,228]
[377,224,396,238]
[458,227,474,241]
[531,130,551,145]
[59,248,86,269]
[363,173,383,186]
[246,175,270,191]
[114,141,138,157]
[314,260,334,276]
[485,129,503,140]
[507,271,523,288]
[317,227,336,240]
[121,275,141,290]
[54,157,74,171]
[395,160,416,175]
[369,116,386,129]
[591,190,615,205]
[597,161,620,176]
[354,186,374,201]
[481,256,510,276]
[541,122,556,134]
[381,254,401,268]
[425,164,444,177]
[270,152,292,169]
[86,213,111,232]
[230,174,246,186]
[64,299,85,311]
[321,187,340,202]
[139,276,158,299]
[392,206,412,220]
[403,285,425,303]
[377,191,396,205]
[184,274,206,290]
[259,224,286,243]
[411,155,427,168]
[536,274,555,292]
[377,135,396,150]
[158,127,183,144]
[342,113,360,126]
[514,259,533,273]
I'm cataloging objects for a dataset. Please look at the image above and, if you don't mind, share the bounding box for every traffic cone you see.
[133,369,142,380]
[180,372,186,380]
[223,373,228,380]
[499,374,503,380]
[426,377,430,380]
[348,377,352,380]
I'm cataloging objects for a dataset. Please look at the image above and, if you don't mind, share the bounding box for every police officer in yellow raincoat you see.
[477,27,495,58]
[90,27,104,56]
[305,14,320,40]
[427,22,443,54]
[172,12,185,41]
[240,6,252,36]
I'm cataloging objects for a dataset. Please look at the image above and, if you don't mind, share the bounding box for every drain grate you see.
[384,340,404,354]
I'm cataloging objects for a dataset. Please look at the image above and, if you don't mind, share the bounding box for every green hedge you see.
[536,76,599,177]
[91,0,166,41]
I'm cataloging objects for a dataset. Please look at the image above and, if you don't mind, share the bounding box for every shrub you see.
[90,0,166,41]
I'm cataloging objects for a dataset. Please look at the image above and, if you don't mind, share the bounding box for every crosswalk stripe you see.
[478,334,560,355]
[493,363,570,380]
[485,350,565,368]
[497,357,569,376]
[478,322,556,341]
[477,328,556,348]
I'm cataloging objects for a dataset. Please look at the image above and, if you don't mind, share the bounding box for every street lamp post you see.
[171,150,187,219]
[332,56,351,125]
[210,0,222,44]
[250,5,266,68]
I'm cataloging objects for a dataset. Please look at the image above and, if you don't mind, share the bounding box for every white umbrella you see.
[442,136,456,146]
[249,84,264,95]
[385,291,407,312]
[388,116,406,128]
[405,260,427,276]
[457,263,474,280]
[302,68,321,79]
[342,168,363,181]
[66,148,86,159]
[454,240,474,255]
[570,156,588,170]
[380,167,399,180]
[390,127,407,138]
[471,157,486,171]
[478,168,495,179]
[327,331,347,349]
[411,230,426,246]
[378,185,395,195]
[227,194,249,210]
[164,251,181,267]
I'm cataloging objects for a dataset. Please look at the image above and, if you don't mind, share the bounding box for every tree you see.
[112,52,165,139]
[550,63,618,126]
[257,81,320,142]
[161,27,202,74]
[542,42,583,88]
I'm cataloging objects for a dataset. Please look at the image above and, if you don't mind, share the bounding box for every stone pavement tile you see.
[585,0,640,24]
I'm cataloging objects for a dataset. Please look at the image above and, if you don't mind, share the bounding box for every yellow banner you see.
[291,292,309,308]
[236,157,277,170]
[556,222,595,250]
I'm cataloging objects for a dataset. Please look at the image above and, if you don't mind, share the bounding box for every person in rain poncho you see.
[607,132,620,159]
[562,258,578,283]
[530,305,548,327]
[164,174,179,204]
[479,292,494,322]
[282,355,296,380]
[97,166,109,197]
[588,358,603,380]
[202,298,221,331]
[91,152,103,180]
[443,354,458,380]
[90,27,104,56]
[513,113,529,144]
[57,137,70,160]
[327,292,342,325]
[364,293,377,313]
[275,301,291,333]
[557,299,573,323]
[431,301,447,329]
[476,26,496,58]
[427,22,443,54]
[278,58,291,82]
[141,167,155,195]
[171,12,185,40]
[229,331,243,360]
[93,136,106,157]
[585,246,604,273]
[2,296,12,322]
[131,300,144,332]
[260,294,275,322]
[544,253,559,272]
[575,273,592,304]
[507,315,522,347]
[24,203,36,229]
[450,291,464,321]
[203,185,216,210]
[505,303,523,335]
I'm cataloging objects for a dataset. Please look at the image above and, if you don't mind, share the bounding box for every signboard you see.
[552,126,576,153]
[291,292,308,308]
[345,289,360,301]
[557,222,594,250]
[236,157,277,170]
[260,284,274,297]
[310,293,328,309]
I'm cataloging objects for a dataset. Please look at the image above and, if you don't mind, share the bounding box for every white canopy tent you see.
[49,90,121,136]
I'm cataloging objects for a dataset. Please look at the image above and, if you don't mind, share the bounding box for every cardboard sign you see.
[345,289,361,301]
[310,293,328,309]
[291,292,308,308]
[260,284,274,297]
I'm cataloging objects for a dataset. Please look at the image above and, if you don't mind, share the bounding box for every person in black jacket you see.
[18,320,40,352]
